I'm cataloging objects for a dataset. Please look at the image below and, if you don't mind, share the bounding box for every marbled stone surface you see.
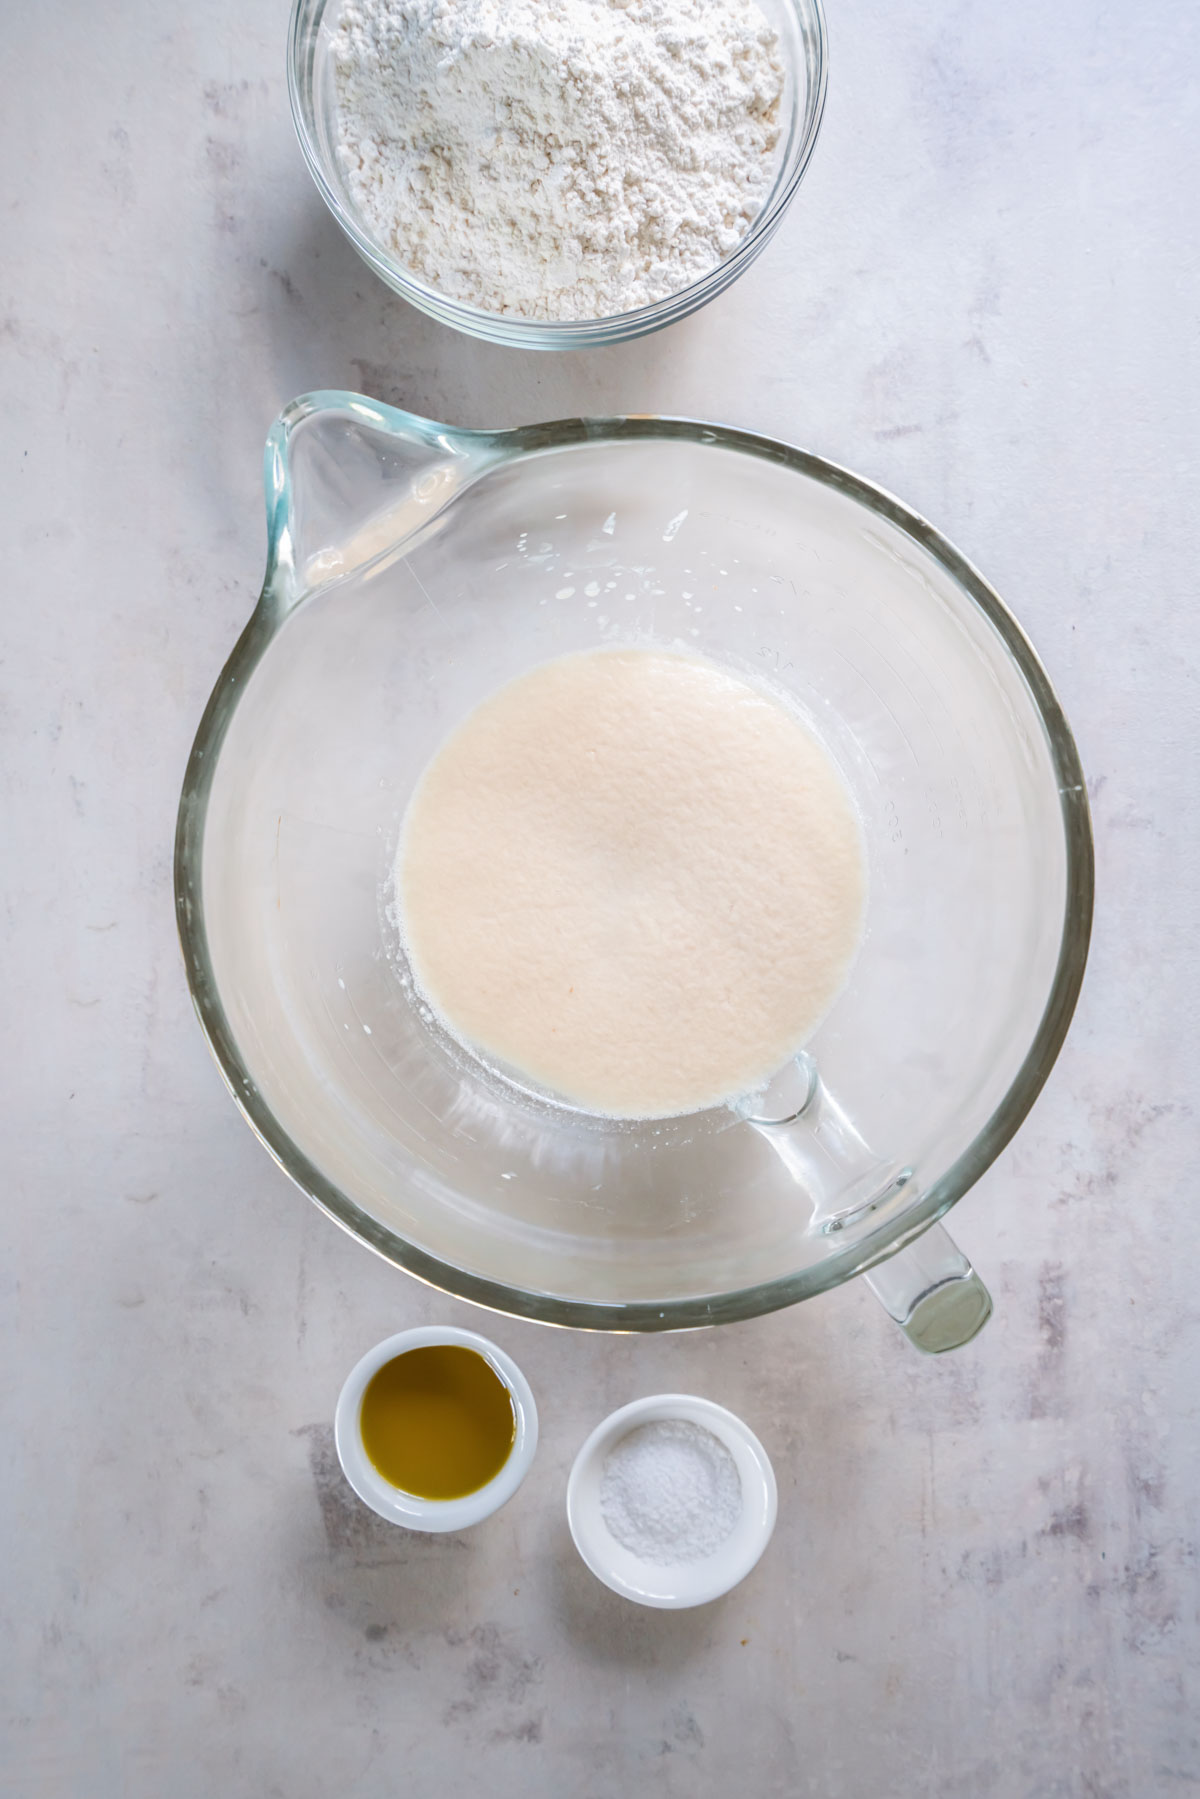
[3,1,1197,1793]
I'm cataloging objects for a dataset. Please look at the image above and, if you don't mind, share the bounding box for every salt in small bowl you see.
[566,1393,777,1608]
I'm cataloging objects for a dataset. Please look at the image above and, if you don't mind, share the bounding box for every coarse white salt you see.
[599,1417,742,1565]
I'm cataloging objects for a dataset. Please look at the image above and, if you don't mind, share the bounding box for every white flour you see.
[332,0,784,320]
[599,1420,742,1564]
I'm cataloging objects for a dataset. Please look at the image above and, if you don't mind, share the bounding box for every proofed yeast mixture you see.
[396,648,865,1118]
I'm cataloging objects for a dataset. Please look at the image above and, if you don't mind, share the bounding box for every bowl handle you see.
[747,1055,992,1353]
[861,1223,992,1353]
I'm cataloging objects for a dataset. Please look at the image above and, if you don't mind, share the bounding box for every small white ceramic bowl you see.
[566,1393,777,1608]
[334,1325,538,1531]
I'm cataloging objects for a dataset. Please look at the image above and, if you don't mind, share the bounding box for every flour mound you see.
[332,0,785,320]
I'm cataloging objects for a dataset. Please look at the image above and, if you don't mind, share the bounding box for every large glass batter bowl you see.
[175,396,1093,1351]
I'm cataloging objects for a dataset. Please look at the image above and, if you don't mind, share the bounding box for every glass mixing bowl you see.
[287,0,828,348]
[175,395,1093,1350]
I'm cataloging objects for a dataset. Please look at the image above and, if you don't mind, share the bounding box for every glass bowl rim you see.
[174,398,1095,1332]
[286,0,830,347]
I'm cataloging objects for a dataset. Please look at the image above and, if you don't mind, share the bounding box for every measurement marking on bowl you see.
[759,646,795,674]
[401,557,446,622]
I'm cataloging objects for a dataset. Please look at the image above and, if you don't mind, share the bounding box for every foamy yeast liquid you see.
[397,648,866,1119]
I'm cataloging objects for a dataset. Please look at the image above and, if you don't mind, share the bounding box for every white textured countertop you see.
[4,1,1198,1793]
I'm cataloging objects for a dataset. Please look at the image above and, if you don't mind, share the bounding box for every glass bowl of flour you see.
[288,0,827,347]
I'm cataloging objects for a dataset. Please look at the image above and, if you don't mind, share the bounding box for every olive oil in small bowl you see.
[335,1327,538,1531]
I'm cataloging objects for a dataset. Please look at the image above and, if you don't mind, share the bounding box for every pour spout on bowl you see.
[260,391,502,614]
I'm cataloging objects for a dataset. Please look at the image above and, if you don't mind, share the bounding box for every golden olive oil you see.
[359,1345,515,1500]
